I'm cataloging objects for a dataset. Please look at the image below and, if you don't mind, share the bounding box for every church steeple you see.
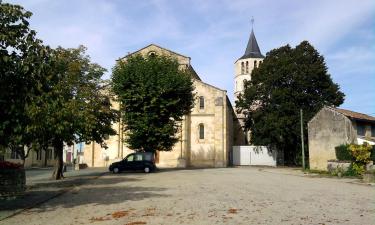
[239,19,264,60]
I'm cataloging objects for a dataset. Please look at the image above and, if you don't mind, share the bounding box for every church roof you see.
[239,29,264,60]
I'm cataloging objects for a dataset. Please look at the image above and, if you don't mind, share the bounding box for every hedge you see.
[335,144,353,161]
[371,145,375,162]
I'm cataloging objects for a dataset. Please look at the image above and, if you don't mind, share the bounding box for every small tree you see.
[112,55,194,153]
[236,41,345,165]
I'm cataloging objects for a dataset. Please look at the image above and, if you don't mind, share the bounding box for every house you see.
[1,146,55,168]
[308,106,375,170]
[83,44,244,168]
[0,142,82,168]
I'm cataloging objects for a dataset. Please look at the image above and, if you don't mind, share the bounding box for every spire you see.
[239,19,264,60]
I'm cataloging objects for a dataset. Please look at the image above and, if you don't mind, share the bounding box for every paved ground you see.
[1,167,374,225]
[0,167,106,220]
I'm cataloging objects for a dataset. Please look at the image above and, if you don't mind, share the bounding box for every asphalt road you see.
[2,167,374,225]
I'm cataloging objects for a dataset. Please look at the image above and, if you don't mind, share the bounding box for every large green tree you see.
[236,41,345,165]
[1,2,117,179]
[0,2,52,160]
[29,46,118,179]
[112,55,194,153]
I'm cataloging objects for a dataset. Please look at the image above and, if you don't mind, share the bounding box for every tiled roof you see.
[331,107,375,122]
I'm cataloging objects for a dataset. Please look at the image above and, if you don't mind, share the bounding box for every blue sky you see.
[7,0,375,115]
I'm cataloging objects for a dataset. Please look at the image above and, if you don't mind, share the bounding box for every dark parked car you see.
[109,152,156,173]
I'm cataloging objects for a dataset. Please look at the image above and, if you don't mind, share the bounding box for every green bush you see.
[335,144,352,161]
[344,163,358,176]
[371,145,375,162]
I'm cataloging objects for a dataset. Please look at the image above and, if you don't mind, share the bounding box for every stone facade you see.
[308,106,375,170]
[1,142,78,168]
[2,146,56,168]
[84,44,240,168]
[0,168,25,199]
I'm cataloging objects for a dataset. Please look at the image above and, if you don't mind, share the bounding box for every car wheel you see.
[113,167,120,174]
[144,167,150,173]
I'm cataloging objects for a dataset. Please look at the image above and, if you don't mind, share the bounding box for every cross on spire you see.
[237,17,264,59]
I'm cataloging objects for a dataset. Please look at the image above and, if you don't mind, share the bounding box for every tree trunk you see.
[52,139,64,180]
[43,145,48,167]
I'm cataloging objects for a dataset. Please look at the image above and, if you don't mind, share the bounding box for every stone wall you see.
[0,168,26,199]
[308,107,357,170]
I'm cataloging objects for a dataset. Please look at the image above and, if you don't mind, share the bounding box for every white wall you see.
[232,146,277,167]
[357,138,375,145]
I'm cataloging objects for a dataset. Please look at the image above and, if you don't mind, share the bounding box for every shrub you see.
[344,163,358,176]
[335,144,352,161]
[371,145,375,162]
[348,143,372,175]
[0,161,23,170]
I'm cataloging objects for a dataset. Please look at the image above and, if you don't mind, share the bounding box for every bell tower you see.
[234,19,264,143]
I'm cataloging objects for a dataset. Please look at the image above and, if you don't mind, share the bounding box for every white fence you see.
[232,146,277,167]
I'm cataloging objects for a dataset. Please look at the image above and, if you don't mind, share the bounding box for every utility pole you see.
[300,109,305,170]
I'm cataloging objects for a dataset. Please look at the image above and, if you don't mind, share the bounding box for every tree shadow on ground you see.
[29,185,168,213]
[28,174,141,189]
[1,173,167,214]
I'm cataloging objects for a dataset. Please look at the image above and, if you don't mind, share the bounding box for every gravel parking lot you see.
[1,167,374,225]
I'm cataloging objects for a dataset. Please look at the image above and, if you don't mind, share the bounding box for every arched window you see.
[148,51,156,57]
[241,62,244,74]
[243,79,247,90]
[245,61,249,73]
[199,96,204,109]
[254,60,257,68]
[199,124,204,139]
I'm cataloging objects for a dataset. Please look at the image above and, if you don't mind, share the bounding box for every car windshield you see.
[126,155,134,162]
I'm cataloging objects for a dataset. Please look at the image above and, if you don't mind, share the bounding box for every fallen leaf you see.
[228,208,238,214]
[125,222,147,225]
[112,211,130,218]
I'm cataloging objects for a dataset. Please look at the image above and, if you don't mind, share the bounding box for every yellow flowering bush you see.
[348,142,372,175]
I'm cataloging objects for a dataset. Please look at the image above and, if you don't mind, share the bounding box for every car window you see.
[135,154,143,161]
[144,153,153,161]
[126,155,134,162]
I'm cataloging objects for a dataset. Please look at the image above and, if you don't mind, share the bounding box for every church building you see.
[83,25,264,168]
[84,44,243,168]
[234,27,265,144]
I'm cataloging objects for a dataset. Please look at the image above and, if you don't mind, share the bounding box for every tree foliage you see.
[0,2,52,159]
[1,2,118,179]
[112,55,194,152]
[236,41,345,165]
[29,46,118,179]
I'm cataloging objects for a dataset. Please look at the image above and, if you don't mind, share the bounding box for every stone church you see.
[84,27,264,168]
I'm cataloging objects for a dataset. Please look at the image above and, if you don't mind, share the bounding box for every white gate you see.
[232,146,277,167]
